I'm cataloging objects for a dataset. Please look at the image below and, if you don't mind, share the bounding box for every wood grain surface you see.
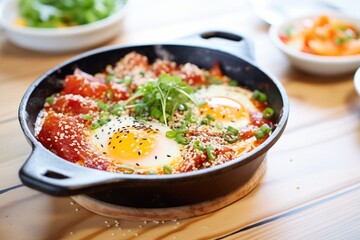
[1,0,360,239]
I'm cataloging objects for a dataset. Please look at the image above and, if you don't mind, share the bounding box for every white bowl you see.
[0,0,129,53]
[269,14,360,76]
[354,67,360,96]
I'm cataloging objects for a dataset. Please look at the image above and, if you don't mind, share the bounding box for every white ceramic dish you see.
[0,0,129,53]
[354,67,360,96]
[269,14,360,76]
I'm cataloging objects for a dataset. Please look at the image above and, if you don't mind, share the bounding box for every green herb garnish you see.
[194,140,204,151]
[263,107,275,119]
[260,123,272,134]
[229,80,238,86]
[163,164,172,174]
[82,114,93,120]
[124,74,198,126]
[252,90,267,103]
[45,96,55,104]
[206,145,216,161]
[254,123,272,139]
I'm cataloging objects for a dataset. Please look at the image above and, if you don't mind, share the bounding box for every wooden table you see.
[1,0,360,239]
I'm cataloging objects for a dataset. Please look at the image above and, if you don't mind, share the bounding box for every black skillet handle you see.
[19,146,122,196]
[180,30,255,61]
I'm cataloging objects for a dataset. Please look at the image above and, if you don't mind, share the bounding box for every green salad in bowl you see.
[17,0,124,28]
[0,0,129,52]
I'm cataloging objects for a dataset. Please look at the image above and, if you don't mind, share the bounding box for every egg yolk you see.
[107,127,159,160]
[200,96,248,121]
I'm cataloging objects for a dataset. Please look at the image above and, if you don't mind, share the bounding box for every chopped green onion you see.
[184,111,197,123]
[176,128,189,134]
[139,71,145,77]
[194,140,204,151]
[263,107,275,119]
[206,114,215,121]
[111,104,124,116]
[98,118,110,126]
[252,90,268,103]
[91,122,100,130]
[176,134,190,145]
[116,165,135,174]
[226,126,239,136]
[254,123,272,140]
[166,130,177,139]
[97,100,110,111]
[45,96,55,104]
[254,129,264,139]
[189,117,197,123]
[206,145,216,161]
[179,121,188,129]
[82,114,93,120]
[99,111,110,119]
[260,123,272,135]
[201,118,210,125]
[229,80,238,86]
[163,164,172,174]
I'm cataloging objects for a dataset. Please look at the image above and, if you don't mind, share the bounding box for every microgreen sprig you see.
[124,74,198,126]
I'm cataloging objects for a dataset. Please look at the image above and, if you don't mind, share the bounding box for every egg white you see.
[194,85,258,130]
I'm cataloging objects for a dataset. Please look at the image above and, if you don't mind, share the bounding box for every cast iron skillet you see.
[18,31,289,208]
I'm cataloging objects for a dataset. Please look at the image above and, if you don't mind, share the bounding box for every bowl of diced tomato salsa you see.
[269,14,360,76]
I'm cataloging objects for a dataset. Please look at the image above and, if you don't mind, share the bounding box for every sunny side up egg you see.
[194,85,258,130]
[90,116,181,173]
